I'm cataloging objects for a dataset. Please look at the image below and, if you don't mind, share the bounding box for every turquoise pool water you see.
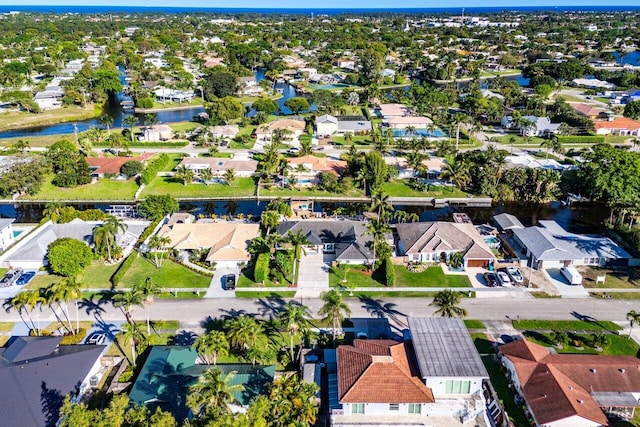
[309,84,350,90]
[392,128,446,138]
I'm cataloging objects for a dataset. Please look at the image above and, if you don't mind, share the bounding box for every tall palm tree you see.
[10,290,39,334]
[223,168,235,186]
[100,114,114,136]
[278,303,312,361]
[369,189,392,220]
[194,330,229,365]
[121,322,146,365]
[318,289,351,342]
[175,164,195,186]
[363,217,391,272]
[94,216,128,262]
[441,159,471,191]
[404,125,416,138]
[286,230,311,284]
[134,277,163,335]
[20,290,46,335]
[46,277,82,334]
[626,310,640,339]
[430,289,468,318]
[42,202,65,223]
[187,369,244,418]
[226,315,263,352]
[148,234,172,268]
[112,289,144,326]
[122,115,139,143]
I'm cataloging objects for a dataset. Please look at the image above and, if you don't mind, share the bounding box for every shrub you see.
[139,153,170,185]
[384,257,395,287]
[111,253,137,286]
[47,238,93,277]
[121,160,143,178]
[136,219,161,246]
[60,328,87,345]
[138,194,179,220]
[136,97,155,108]
[254,252,270,282]
[557,135,605,144]
[95,141,188,148]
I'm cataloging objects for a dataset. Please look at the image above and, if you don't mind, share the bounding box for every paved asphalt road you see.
[2,297,636,326]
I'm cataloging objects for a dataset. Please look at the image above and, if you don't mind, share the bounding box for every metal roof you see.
[408,317,488,379]
[592,391,640,407]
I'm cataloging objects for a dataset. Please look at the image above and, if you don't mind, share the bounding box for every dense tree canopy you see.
[47,237,93,276]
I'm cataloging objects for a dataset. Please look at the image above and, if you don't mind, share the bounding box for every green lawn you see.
[464,320,485,329]
[329,264,382,288]
[168,122,200,133]
[28,261,120,290]
[470,332,495,354]
[260,185,364,198]
[117,256,211,288]
[235,291,297,298]
[581,267,640,289]
[522,331,639,356]
[25,175,139,201]
[141,176,255,198]
[481,355,530,427]
[591,292,640,300]
[159,153,186,172]
[0,104,100,132]
[347,291,473,298]
[382,181,469,199]
[395,266,472,288]
[513,319,621,331]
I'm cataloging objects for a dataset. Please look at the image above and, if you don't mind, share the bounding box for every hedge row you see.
[110,252,138,286]
[140,153,170,185]
[557,135,605,144]
[383,257,395,287]
[95,141,188,148]
[136,219,161,246]
[254,252,270,283]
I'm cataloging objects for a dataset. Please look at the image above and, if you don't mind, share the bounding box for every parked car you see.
[224,274,236,290]
[506,267,524,284]
[497,271,512,286]
[87,332,106,345]
[560,266,583,285]
[483,272,499,287]
[16,271,36,286]
[0,268,23,287]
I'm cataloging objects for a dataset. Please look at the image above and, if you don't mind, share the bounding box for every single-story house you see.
[276,220,382,264]
[34,86,64,110]
[336,58,356,70]
[594,117,640,136]
[86,153,155,179]
[504,153,575,171]
[511,219,633,269]
[396,222,496,268]
[518,116,562,137]
[157,214,260,267]
[384,156,445,179]
[331,317,492,426]
[210,124,239,140]
[0,219,148,269]
[286,155,347,184]
[378,103,413,119]
[0,337,105,427]
[178,157,258,178]
[256,119,306,141]
[493,213,524,233]
[129,346,275,422]
[570,103,604,119]
[385,115,433,130]
[143,124,173,142]
[315,115,372,137]
[572,77,617,90]
[0,218,15,251]
[500,339,640,427]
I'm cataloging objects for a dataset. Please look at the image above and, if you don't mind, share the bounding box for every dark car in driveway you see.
[483,272,499,287]
[16,271,35,286]
[224,274,236,290]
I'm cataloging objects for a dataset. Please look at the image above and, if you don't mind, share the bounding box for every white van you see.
[560,266,582,285]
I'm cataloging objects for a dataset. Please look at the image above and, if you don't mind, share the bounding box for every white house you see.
[142,124,173,142]
[0,219,15,252]
[315,115,372,137]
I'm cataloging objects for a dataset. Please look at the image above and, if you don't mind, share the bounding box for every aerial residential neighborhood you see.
[0,3,638,427]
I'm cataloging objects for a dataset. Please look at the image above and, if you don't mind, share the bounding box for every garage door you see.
[467,259,488,268]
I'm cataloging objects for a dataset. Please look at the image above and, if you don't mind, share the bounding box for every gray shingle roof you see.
[408,317,488,379]
[0,337,104,427]
[493,213,524,231]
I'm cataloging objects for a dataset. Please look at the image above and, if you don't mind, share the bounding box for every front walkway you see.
[295,252,329,298]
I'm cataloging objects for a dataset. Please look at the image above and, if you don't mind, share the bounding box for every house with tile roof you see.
[594,117,640,136]
[256,118,306,142]
[0,337,105,427]
[87,153,155,179]
[500,339,640,426]
[286,155,347,184]
[570,103,604,119]
[178,157,258,178]
[331,318,493,426]
[396,222,496,268]
[129,346,275,422]
[156,214,260,267]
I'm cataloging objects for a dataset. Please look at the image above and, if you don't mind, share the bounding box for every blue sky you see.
[0,0,638,8]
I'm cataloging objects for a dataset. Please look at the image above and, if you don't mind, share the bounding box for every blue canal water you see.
[614,51,640,66]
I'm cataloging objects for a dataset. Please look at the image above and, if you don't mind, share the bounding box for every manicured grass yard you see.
[117,256,211,288]
[26,174,139,201]
[382,181,469,199]
[141,176,255,198]
[512,319,621,331]
[481,355,530,427]
[470,332,495,354]
[235,291,296,298]
[158,153,187,171]
[28,261,120,290]
[260,185,364,198]
[522,331,639,356]
[395,265,472,288]
[464,319,485,329]
[329,264,382,288]
[581,267,640,289]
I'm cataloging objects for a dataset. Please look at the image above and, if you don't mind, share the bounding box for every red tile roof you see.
[500,339,640,426]
[87,153,155,175]
[337,340,435,404]
[594,117,640,131]
[570,103,603,117]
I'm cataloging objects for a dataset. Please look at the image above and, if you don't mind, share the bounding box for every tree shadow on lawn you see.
[523,330,552,346]
[570,310,618,332]
[358,296,407,327]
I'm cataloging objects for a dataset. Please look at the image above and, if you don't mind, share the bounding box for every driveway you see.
[205,265,240,298]
[544,268,590,298]
[295,252,329,298]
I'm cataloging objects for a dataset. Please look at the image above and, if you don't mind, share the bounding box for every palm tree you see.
[226,315,263,352]
[100,114,114,136]
[369,189,392,220]
[187,369,244,417]
[404,125,416,138]
[122,115,139,143]
[269,374,319,426]
[344,131,353,145]
[200,168,214,183]
[318,289,351,342]
[93,216,128,262]
[441,159,471,191]
[626,310,640,339]
[175,164,195,185]
[194,330,229,365]
[430,289,468,318]
[405,151,427,176]
[363,217,391,272]
[10,290,39,334]
[278,303,312,361]
[12,139,30,155]
[286,230,311,284]
[112,289,144,326]
[121,322,146,365]
[47,277,83,334]
[42,202,65,223]
[148,234,172,268]
[134,277,163,335]
[16,290,46,335]
[223,168,235,186]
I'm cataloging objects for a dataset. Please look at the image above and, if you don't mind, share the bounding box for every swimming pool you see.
[484,236,501,248]
[392,128,447,138]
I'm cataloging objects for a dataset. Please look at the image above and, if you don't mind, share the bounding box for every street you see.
[3,296,637,326]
